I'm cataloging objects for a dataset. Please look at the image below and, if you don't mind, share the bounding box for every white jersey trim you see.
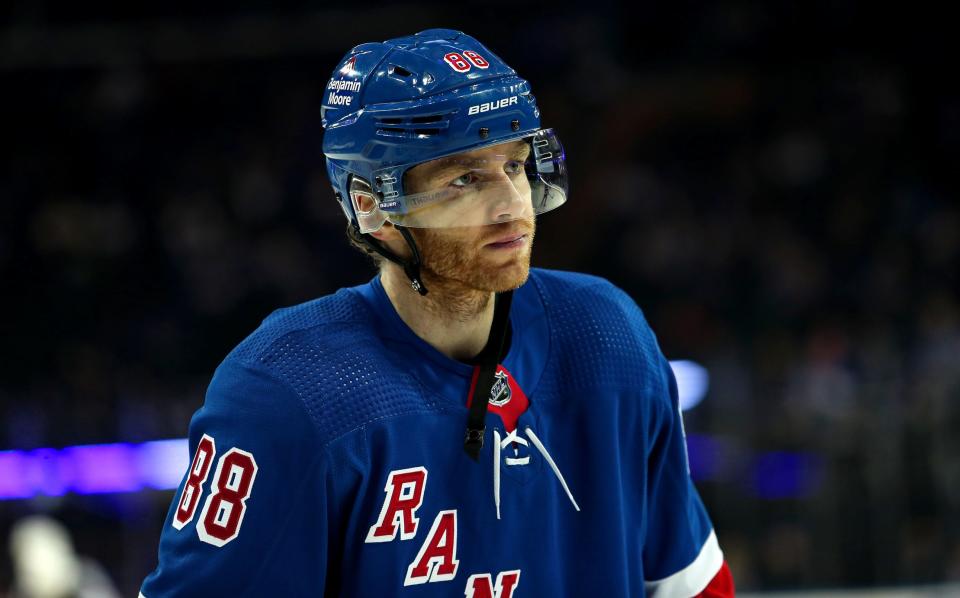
[139,593,148,598]
[644,529,723,597]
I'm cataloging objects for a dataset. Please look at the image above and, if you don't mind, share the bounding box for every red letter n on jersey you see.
[465,570,521,598]
[366,466,428,543]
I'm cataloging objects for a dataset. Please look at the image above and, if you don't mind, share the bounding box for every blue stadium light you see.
[751,451,824,500]
[685,433,727,482]
[0,439,189,501]
[669,360,709,411]
[138,439,193,489]
[0,451,33,499]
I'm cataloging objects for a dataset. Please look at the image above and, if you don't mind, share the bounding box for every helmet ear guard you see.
[349,176,388,234]
[345,175,429,296]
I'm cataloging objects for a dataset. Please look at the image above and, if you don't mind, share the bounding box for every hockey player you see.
[141,29,735,596]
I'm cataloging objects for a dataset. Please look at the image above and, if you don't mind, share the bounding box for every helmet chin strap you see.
[464,289,513,461]
[351,222,428,296]
[396,227,428,296]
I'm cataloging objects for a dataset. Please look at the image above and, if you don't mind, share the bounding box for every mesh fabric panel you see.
[529,270,663,400]
[228,288,443,446]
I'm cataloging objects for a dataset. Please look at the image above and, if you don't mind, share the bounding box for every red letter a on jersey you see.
[404,510,459,586]
[366,467,428,543]
[465,570,521,598]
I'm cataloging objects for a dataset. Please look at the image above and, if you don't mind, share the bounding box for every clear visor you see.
[351,129,567,233]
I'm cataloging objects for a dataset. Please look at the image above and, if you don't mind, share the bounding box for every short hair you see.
[345,222,385,268]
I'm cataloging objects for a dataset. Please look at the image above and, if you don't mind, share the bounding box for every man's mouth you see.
[485,233,527,249]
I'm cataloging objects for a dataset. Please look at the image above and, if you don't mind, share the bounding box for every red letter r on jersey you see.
[366,466,428,543]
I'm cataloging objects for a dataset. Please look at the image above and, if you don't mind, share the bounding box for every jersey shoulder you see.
[217,286,436,447]
[228,286,370,362]
[527,268,666,396]
[527,268,646,314]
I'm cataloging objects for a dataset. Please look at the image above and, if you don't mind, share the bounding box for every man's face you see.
[402,139,535,293]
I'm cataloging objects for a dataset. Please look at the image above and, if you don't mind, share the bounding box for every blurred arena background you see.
[1,1,958,596]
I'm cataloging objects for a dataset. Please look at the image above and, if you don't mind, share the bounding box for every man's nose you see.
[486,173,529,222]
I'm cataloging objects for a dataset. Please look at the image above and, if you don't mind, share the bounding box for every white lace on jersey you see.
[492,427,580,520]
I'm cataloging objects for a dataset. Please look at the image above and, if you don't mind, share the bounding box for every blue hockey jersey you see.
[141,268,723,597]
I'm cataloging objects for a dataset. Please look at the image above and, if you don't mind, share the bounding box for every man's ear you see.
[350,187,403,245]
[369,220,403,243]
[368,220,414,260]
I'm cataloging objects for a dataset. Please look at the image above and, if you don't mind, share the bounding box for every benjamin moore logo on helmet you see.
[468,95,518,116]
[328,79,362,92]
[327,78,362,107]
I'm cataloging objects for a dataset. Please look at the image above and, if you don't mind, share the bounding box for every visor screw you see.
[374,176,382,187]
[479,127,489,139]
[511,119,520,131]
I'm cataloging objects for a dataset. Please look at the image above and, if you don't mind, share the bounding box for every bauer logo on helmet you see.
[468,95,518,116]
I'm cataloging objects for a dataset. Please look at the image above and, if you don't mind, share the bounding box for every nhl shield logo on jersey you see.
[466,365,530,433]
[489,371,511,407]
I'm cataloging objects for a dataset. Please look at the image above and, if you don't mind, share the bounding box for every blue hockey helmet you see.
[321,29,567,234]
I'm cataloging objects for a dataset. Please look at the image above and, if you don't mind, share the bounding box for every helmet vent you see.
[388,65,414,78]
[410,114,443,124]
[375,113,450,138]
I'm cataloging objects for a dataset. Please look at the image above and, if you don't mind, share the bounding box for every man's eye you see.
[450,172,476,187]
[505,160,525,175]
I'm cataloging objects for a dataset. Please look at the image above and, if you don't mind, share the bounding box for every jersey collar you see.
[351,272,549,410]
